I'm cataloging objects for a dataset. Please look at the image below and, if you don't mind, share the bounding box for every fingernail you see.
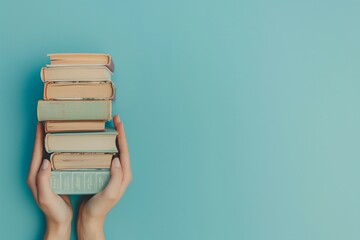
[41,160,49,170]
[114,158,121,168]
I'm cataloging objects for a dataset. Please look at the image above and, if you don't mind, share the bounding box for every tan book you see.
[48,53,114,72]
[44,82,115,100]
[45,121,106,133]
[45,129,118,153]
[41,66,112,82]
[50,153,113,170]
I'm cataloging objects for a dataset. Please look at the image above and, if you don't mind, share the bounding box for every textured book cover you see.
[45,128,118,153]
[41,66,112,82]
[50,153,113,170]
[37,100,112,121]
[43,82,115,100]
[44,121,106,133]
[51,170,110,194]
[47,53,114,72]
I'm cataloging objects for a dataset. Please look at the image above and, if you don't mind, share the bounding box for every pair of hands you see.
[27,116,132,240]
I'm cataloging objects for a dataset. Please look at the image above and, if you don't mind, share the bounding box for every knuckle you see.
[103,190,120,202]
[26,178,32,187]
[27,178,37,190]
[38,195,49,208]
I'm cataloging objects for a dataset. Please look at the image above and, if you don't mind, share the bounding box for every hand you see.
[77,115,133,240]
[27,123,72,240]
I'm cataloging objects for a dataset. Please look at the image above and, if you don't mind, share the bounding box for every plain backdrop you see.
[1,0,360,239]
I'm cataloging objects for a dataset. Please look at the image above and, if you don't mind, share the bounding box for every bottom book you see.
[51,170,110,195]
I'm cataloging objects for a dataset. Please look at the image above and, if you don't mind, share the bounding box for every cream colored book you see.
[50,153,113,170]
[44,82,115,100]
[44,121,106,133]
[40,66,112,82]
[47,53,114,72]
[45,128,118,153]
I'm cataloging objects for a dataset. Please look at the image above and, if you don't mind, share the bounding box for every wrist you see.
[45,220,71,240]
[78,212,106,240]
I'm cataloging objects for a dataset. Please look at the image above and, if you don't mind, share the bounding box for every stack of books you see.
[37,53,118,194]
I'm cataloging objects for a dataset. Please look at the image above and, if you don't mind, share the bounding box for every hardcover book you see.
[51,170,110,194]
[37,100,112,121]
[47,53,114,72]
[44,121,106,133]
[45,128,118,153]
[41,66,112,82]
[50,153,113,170]
[44,82,115,100]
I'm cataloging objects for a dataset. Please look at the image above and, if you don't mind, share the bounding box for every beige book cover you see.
[44,82,115,100]
[45,121,106,133]
[50,153,113,170]
[47,53,114,72]
[40,66,112,82]
[44,128,118,153]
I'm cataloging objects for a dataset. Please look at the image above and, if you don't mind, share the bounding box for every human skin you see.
[27,115,132,240]
[77,115,133,240]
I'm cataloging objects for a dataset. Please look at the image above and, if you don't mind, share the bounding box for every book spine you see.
[110,82,116,100]
[37,100,112,121]
[44,133,50,153]
[51,170,110,194]
[44,122,49,133]
[40,67,46,82]
[50,153,55,170]
[107,56,114,72]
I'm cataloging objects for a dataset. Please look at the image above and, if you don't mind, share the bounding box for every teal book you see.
[45,128,118,153]
[51,170,110,194]
[37,100,112,121]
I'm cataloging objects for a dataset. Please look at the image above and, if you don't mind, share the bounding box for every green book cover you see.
[51,170,110,195]
[45,128,118,153]
[37,100,112,121]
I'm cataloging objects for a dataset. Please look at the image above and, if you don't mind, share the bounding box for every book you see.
[48,53,114,72]
[45,128,118,153]
[41,66,112,82]
[44,82,115,100]
[37,100,112,121]
[51,170,110,194]
[50,153,113,170]
[44,121,106,133]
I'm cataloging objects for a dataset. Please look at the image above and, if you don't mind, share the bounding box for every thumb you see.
[83,158,123,217]
[104,157,123,198]
[36,159,55,206]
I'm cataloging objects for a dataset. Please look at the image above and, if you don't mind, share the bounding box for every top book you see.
[47,53,114,72]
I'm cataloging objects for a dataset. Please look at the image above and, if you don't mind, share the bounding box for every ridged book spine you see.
[51,170,110,194]
[37,100,112,121]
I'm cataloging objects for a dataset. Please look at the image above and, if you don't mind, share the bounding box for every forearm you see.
[44,220,71,240]
[78,213,105,240]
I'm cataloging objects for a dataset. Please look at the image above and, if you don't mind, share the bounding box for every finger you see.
[85,158,124,216]
[100,158,123,203]
[29,123,44,178]
[113,115,132,182]
[27,123,44,200]
[36,159,57,208]
[104,157,123,196]
[113,115,129,154]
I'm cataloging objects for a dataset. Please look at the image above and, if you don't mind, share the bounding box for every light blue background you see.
[1,0,360,239]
